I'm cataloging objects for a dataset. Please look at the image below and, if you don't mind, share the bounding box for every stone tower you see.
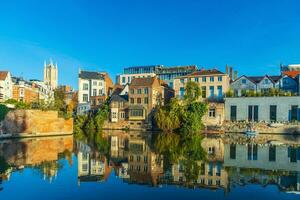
[44,59,58,89]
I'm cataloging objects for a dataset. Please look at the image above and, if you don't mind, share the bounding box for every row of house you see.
[78,63,300,126]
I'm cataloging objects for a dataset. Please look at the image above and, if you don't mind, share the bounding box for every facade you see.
[128,76,174,122]
[78,70,108,111]
[44,60,58,89]
[230,75,298,96]
[202,102,225,126]
[109,94,129,122]
[173,69,230,101]
[155,65,197,88]
[225,96,300,122]
[117,65,160,86]
[0,71,12,102]
[30,80,54,102]
[12,78,39,103]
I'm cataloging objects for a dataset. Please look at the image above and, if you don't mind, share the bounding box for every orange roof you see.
[283,70,300,78]
[0,71,8,80]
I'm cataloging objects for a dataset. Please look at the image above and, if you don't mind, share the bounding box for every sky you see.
[0,0,300,88]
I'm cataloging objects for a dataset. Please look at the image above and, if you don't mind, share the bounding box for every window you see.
[230,106,237,121]
[130,98,134,104]
[144,166,148,172]
[209,109,216,118]
[180,79,184,84]
[120,112,125,119]
[218,76,222,81]
[201,86,206,98]
[200,163,205,175]
[230,144,236,159]
[269,146,276,162]
[83,83,88,90]
[144,97,148,104]
[137,156,141,162]
[129,156,134,162]
[216,162,221,176]
[210,76,214,82]
[209,86,214,98]
[247,144,258,160]
[217,86,222,98]
[144,88,148,94]
[93,89,97,96]
[241,79,247,84]
[248,105,259,122]
[288,147,298,163]
[202,77,206,82]
[264,79,269,84]
[130,109,144,117]
[122,77,126,83]
[112,112,117,119]
[83,94,88,102]
[180,87,185,97]
[144,156,148,163]
[99,89,103,95]
[137,98,141,104]
[93,81,97,86]
[137,89,142,94]
[270,105,277,122]
[291,105,298,121]
[130,89,134,94]
[195,77,199,82]
[208,147,215,155]
[208,162,213,176]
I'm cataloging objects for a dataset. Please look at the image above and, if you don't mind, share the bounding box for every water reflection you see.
[0,132,299,198]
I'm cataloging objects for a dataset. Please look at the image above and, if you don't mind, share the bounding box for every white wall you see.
[225,96,300,122]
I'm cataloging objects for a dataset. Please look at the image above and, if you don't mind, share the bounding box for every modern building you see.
[128,76,174,122]
[225,96,300,122]
[0,71,12,102]
[155,65,197,88]
[117,65,161,86]
[117,65,198,89]
[173,69,230,101]
[44,60,58,89]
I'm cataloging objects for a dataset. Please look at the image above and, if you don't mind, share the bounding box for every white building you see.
[225,96,300,122]
[44,60,58,89]
[0,71,12,102]
[78,70,107,113]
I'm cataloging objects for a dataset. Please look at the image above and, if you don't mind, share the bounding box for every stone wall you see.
[1,110,73,136]
[103,120,151,131]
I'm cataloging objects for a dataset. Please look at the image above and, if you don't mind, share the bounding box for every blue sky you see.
[0,0,300,88]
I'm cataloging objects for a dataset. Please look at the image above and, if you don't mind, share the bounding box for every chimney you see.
[229,67,233,80]
[225,64,229,75]
[234,70,238,80]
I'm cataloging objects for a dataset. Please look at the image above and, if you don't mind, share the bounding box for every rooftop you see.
[283,70,300,78]
[79,71,105,80]
[0,71,9,81]
[188,69,225,76]
[130,77,157,87]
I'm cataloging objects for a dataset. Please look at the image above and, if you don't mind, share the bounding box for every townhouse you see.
[77,70,114,114]
[0,71,12,102]
[173,69,230,101]
[128,76,174,122]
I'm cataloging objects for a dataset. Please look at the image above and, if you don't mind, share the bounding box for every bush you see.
[0,104,9,121]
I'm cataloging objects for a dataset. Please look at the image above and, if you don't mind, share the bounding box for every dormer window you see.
[242,79,247,84]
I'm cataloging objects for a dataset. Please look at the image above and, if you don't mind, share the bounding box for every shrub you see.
[0,104,9,121]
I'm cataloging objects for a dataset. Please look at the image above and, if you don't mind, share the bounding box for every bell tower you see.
[44,59,58,89]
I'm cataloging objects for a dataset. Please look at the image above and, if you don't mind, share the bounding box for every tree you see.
[0,104,9,121]
[184,81,201,102]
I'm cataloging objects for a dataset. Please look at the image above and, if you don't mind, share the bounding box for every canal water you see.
[0,132,299,200]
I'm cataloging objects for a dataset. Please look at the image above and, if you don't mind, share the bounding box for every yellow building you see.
[173,69,230,101]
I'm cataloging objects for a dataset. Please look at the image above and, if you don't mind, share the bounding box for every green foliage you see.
[94,104,109,133]
[0,104,9,121]
[184,81,201,102]
[5,99,30,109]
[0,156,10,174]
[225,90,234,97]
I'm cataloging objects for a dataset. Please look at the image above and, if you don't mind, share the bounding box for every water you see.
[0,132,299,200]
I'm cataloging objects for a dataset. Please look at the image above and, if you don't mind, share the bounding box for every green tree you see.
[0,104,9,121]
[184,81,201,102]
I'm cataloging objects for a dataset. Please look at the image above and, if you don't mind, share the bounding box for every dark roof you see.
[233,75,283,84]
[128,104,145,110]
[0,71,8,80]
[109,94,128,102]
[79,71,104,80]
[130,77,157,87]
[189,69,225,76]
[156,65,197,73]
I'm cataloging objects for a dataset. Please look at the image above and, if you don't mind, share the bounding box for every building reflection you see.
[224,140,300,194]
[0,135,73,183]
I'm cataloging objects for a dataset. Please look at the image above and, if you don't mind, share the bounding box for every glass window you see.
[230,106,237,121]
[144,97,148,104]
[83,83,88,90]
[144,88,148,94]
[269,145,276,161]
[93,81,97,86]
[130,98,134,104]
[83,94,88,102]
[180,79,184,84]
[230,144,236,159]
[122,77,126,83]
[195,77,199,82]
[201,86,206,98]
[93,89,97,96]
[270,105,277,122]
[242,79,247,84]
[137,89,142,94]
[209,109,216,117]
[210,76,214,82]
[137,98,141,104]
[202,77,206,82]
[180,87,185,97]
[130,89,134,94]
[218,76,222,81]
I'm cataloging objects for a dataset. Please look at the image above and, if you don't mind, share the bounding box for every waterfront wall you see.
[1,110,73,137]
[103,120,151,131]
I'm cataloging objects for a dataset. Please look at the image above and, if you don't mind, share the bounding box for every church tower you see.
[44,59,58,89]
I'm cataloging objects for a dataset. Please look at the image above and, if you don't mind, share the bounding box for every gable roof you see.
[79,71,104,80]
[0,71,9,80]
[109,94,128,103]
[233,75,282,84]
[283,70,300,78]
